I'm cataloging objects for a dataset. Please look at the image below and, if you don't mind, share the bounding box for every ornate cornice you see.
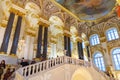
[76,37,82,42]
[38,18,50,27]
[107,38,120,50]
[63,30,71,37]
[9,4,26,16]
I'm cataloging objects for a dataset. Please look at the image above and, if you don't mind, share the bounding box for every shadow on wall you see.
[71,67,93,80]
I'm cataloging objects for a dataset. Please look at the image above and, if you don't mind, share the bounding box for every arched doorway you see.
[48,16,64,58]
[17,2,41,60]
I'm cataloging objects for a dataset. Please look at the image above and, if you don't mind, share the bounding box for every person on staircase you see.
[0,60,6,69]
[0,66,3,79]
[3,68,11,80]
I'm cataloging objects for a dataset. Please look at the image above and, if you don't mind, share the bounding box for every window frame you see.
[111,48,120,70]
[93,52,106,71]
[106,28,119,41]
[90,34,100,46]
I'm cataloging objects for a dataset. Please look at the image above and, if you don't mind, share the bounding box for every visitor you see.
[0,66,3,79]
[20,59,29,67]
[31,59,36,64]
[0,60,6,69]
[3,68,11,80]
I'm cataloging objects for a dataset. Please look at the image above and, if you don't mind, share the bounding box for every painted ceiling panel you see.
[56,0,116,21]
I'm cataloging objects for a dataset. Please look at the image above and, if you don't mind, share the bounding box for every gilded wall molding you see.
[63,30,71,37]
[90,44,106,56]
[9,4,26,16]
[107,39,120,51]
[11,0,41,8]
[0,20,8,28]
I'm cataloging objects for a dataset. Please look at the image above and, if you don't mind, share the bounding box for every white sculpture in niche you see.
[49,16,64,57]
[17,39,25,59]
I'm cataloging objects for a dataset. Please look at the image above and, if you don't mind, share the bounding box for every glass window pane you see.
[112,48,120,70]
[106,28,119,41]
[90,34,100,46]
[94,52,105,71]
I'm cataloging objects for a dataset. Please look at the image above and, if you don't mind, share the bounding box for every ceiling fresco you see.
[56,0,116,21]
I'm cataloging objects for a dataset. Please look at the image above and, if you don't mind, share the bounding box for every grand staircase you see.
[14,56,116,80]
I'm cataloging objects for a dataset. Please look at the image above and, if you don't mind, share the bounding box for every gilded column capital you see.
[50,35,57,44]
[9,4,26,16]
[25,28,36,37]
[76,37,82,42]
[38,18,50,27]
[63,30,71,37]
[0,20,8,28]
[84,41,90,46]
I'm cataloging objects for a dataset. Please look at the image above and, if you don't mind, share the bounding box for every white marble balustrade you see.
[16,56,90,78]
[15,56,116,80]
[91,62,116,80]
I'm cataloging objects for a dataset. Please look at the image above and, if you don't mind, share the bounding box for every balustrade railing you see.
[16,56,90,79]
[91,61,116,80]
[15,56,116,80]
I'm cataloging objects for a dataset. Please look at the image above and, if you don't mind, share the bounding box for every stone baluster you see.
[24,67,27,77]
[36,64,39,73]
[27,66,30,76]
[40,63,42,72]
[30,65,33,75]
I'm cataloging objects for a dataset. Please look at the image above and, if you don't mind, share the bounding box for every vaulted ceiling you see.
[55,0,116,21]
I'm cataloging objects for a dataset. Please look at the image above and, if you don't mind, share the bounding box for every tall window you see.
[90,34,100,46]
[106,28,119,41]
[112,48,120,70]
[94,52,106,71]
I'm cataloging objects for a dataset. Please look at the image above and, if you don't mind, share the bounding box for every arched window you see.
[94,52,106,71]
[90,34,100,46]
[106,28,119,41]
[112,48,120,70]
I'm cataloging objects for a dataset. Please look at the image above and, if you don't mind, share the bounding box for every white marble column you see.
[33,50,36,58]
[24,35,30,59]
[0,27,5,49]
[50,43,57,58]
[16,39,25,59]
[24,35,34,60]
[102,42,112,66]
[53,44,57,58]
[28,37,34,60]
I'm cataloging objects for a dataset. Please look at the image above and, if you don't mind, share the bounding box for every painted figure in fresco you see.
[56,0,115,20]
[116,0,120,18]
[73,0,103,8]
